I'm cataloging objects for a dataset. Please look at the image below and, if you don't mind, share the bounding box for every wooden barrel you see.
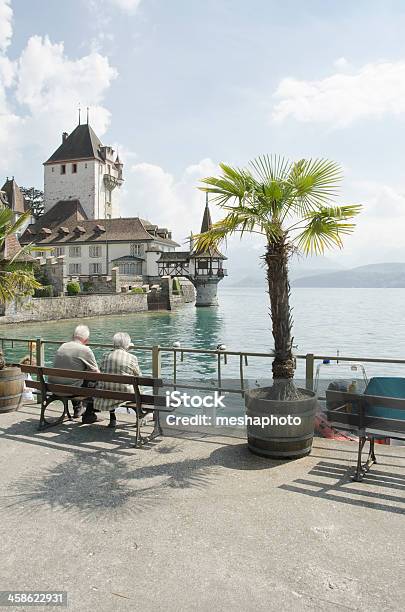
[0,367,25,414]
[245,387,317,459]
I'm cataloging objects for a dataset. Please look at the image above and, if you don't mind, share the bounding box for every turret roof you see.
[1,178,26,214]
[200,202,212,234]
[44,124,104,164]
[191,202,226,260]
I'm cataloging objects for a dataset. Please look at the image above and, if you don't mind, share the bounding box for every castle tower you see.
[190,195,227,306]
[43,121,123,220]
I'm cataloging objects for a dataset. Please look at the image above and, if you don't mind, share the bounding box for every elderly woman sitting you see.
[94,332,141,427]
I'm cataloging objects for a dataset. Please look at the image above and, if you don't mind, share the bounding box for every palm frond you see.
[295,204,362,254]
[0,206,40,303]
[286,158,343,215]
[0,268,41,303]
[249,155,292,183]
[0,207,14,234]
[7,210,32,235]
[194,211,280,252]
[197,157,361,256]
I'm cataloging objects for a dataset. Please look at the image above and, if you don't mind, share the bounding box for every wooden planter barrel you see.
[0,367,25,414]
[245,387,317,459]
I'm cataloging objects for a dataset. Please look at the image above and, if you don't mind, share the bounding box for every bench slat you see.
[19,364,162,387]
[24,381,167,407]
[326,389,405,411]
[326,410,360,428]
[45,383,140,402]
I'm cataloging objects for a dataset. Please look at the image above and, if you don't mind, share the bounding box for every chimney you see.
[62,132,68,142]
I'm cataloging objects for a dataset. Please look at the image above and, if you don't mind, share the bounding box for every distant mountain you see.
[292,263,405,288]
[229,254,344,287]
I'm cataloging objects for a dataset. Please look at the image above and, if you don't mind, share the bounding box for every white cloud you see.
[0,23,117,176]
[15,35,116,134]
[272,60,405,126]
[121,158,218,245]
[0,0,13,53]
[332,180,405,265]
[351,181,405,218]
[108,0,142,13]
[333,57,351,71]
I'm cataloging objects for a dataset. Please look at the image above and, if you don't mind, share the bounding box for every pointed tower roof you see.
[200,196,212,233]
[1,178,26,214]
[44,124,104,164]
[191,195,226,260]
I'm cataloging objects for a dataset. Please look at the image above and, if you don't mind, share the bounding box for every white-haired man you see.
[49,325,99,421]
[94,332,141,428]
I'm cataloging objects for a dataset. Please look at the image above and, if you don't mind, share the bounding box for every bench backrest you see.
[364,377,405,420]
[326,388,405,436]
[19,364,166,408]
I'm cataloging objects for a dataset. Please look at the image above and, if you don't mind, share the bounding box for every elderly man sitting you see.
[94,332,141,428]
[49,324,99,423]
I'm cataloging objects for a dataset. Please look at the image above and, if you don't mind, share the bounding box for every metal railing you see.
[1,336,405,398]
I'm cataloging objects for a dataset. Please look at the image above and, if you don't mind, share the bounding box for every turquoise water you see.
[1,287,405,380]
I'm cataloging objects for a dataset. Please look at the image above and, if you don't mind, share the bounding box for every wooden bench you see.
[326,389,405,481]
[19,364,170,448]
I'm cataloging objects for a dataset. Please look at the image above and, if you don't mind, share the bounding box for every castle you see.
[43,122,123,219]
[3,119,226,306]
[19,120,178,281]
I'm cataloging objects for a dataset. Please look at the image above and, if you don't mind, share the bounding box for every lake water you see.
[1,287,405,382]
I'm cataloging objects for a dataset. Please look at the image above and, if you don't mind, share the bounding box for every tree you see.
[20,186,44,219]
[0,207,41,304]
[194,156,361,400]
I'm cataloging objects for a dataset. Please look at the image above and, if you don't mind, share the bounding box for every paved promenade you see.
[1,403,404,611]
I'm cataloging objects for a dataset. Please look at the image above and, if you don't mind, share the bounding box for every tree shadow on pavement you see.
[2,440,283,522]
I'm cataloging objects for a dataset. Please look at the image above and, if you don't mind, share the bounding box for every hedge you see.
[34,285,54,298]
[66,281,81,296]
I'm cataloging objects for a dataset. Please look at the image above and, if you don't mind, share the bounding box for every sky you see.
[1,0,405,274]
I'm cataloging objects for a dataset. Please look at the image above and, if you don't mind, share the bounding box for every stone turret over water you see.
[189,199,227,306]
[157,196,227,307]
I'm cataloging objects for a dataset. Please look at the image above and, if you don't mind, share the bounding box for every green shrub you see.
[131,287,145,294]
[34,284,54,298]
[34,265,50,287]
[82,281,95,293]
[66,281,80,296]
[172,278,182,295]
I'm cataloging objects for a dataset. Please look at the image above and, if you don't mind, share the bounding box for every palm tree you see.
[194,156,361,400]
[0,207,41,305]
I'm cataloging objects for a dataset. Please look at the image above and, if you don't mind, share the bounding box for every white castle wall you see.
[44,158,121,219]
[38,240,175,276]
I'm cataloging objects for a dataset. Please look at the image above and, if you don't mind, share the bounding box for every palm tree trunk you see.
[265,237,298,400]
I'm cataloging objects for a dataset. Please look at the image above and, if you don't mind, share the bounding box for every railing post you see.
[305,353,314,391]
[36,337,45,404]
[152,345,161,379]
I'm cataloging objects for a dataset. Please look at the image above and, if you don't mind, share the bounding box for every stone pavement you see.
[0,402,404,611]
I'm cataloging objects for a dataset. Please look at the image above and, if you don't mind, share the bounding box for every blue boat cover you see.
[364,377,405,420]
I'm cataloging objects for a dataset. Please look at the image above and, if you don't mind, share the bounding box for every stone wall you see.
[194,278,219,306]
[147,277,195,310]
[0,293,148,325]
[65,268,121,294]
[179,279,196,303]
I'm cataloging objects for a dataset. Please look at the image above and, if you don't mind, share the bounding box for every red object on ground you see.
[315,413,354,440]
